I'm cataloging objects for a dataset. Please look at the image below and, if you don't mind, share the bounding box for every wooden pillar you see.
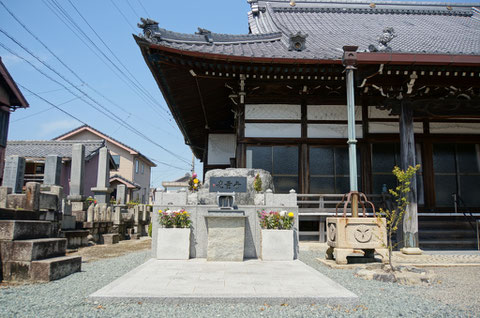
[399,101,422,254]
[300,99,308,194]
[236,75,246,168]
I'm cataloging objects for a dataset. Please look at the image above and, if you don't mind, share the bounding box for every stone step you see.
[0,238,66,262]
[31,255,82,282]
[2,256,82,282]
[0,220,53,240]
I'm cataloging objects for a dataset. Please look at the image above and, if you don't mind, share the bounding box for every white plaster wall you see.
[307,105,362,120]
[369,122,423,134]
[207,134,236,165]
[308,124,363,138]
[245,104,301,120]
[429,122,480,134]
[245,123,301,138]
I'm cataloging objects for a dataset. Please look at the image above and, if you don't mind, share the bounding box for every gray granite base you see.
[90,258,358,304]
[206,215,246,261]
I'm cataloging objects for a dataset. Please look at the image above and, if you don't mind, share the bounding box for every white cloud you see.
[39,119,79,138]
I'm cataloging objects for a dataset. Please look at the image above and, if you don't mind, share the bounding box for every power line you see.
[0,0,179,138]
[151,158,189,170]
[125,0,140,19]
[109,0,137,33]
[11,96,79,122]
[65,0,172,120]
[17,83,86,125]
[0,37,191,165]
[136,0,149,17]
[41,0,174,125]
[19,83,189,172]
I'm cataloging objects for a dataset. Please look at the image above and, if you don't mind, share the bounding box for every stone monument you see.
[43,155,62,186]
[68,144,86,213]
[91,147,112,204]
[2,155,26,193]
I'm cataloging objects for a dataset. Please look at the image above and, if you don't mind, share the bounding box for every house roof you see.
[110,174,141,189]
[54,124,156,167]
[161,173,190,189]
[135,1,480,61]
[6,140,106,160]
[0,57,28,108]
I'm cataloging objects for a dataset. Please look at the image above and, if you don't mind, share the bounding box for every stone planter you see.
[261,229,294,261]
[157,228,190,260]
[326,217,388,265]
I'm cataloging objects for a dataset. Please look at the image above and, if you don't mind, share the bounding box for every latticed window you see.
[309,146,361,194]
[371,143,424,205]
[246,145,298,193]
[433,143,480,207]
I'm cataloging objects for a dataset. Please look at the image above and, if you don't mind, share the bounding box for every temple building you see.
[135,1,480,249]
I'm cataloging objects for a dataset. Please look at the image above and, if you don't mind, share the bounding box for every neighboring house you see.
[54,125,156,203]
[0,57,29,185]
[161,173,190,192]
[5,140,117,198]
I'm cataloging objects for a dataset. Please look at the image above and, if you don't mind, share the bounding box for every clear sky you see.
[1,0,478,188]
[1,0,251,188]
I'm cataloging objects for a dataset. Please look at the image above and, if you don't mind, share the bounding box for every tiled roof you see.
[54,124,156,167]
[110,174,141,189]
[6,140,105,160]
[136,0,480,60]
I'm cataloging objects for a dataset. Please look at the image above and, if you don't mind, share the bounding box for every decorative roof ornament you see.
[137,18,160,43]
[368,27,396,52]
[196,27,213,43]
[288,32,308,52]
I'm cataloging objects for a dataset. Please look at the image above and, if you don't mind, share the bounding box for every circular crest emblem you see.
[354,225,372,243]
[328,223,336,242]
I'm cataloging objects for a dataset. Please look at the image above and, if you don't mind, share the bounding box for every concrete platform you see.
[90,258,357,304]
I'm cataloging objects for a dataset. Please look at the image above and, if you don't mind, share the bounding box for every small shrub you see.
[253,173,262,192]
[375,164,420,271]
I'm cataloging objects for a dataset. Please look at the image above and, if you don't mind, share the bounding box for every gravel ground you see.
[0,249,478,317]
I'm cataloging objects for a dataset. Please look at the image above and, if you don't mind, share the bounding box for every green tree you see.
[376,164,420,271]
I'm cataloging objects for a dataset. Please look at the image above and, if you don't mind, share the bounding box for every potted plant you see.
[157,208,192,260]
[258,210,295,261]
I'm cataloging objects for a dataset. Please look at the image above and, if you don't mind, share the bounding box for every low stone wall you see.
[153,191,299,260]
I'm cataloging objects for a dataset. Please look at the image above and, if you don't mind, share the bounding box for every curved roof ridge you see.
[250,0,479,8]
[138,22,282,46]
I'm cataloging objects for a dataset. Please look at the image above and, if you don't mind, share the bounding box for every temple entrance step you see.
[0,220,53,240]
[418,216,479,250]
[0,238,67,262]
[420,239,477,250]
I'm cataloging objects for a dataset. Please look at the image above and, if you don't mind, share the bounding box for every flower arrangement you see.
[253,173,262,192]
[258,210,295,230]
[188,172,200,192]
[127,200,140,208]
[85,196,97,206]
[158,208,192,228]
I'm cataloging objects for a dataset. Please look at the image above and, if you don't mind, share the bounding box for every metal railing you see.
[452,193,480,250]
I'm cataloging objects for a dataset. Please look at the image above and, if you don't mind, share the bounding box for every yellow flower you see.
[158,209,162,213]
[288,212,294,218]
[193,178,199,184]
